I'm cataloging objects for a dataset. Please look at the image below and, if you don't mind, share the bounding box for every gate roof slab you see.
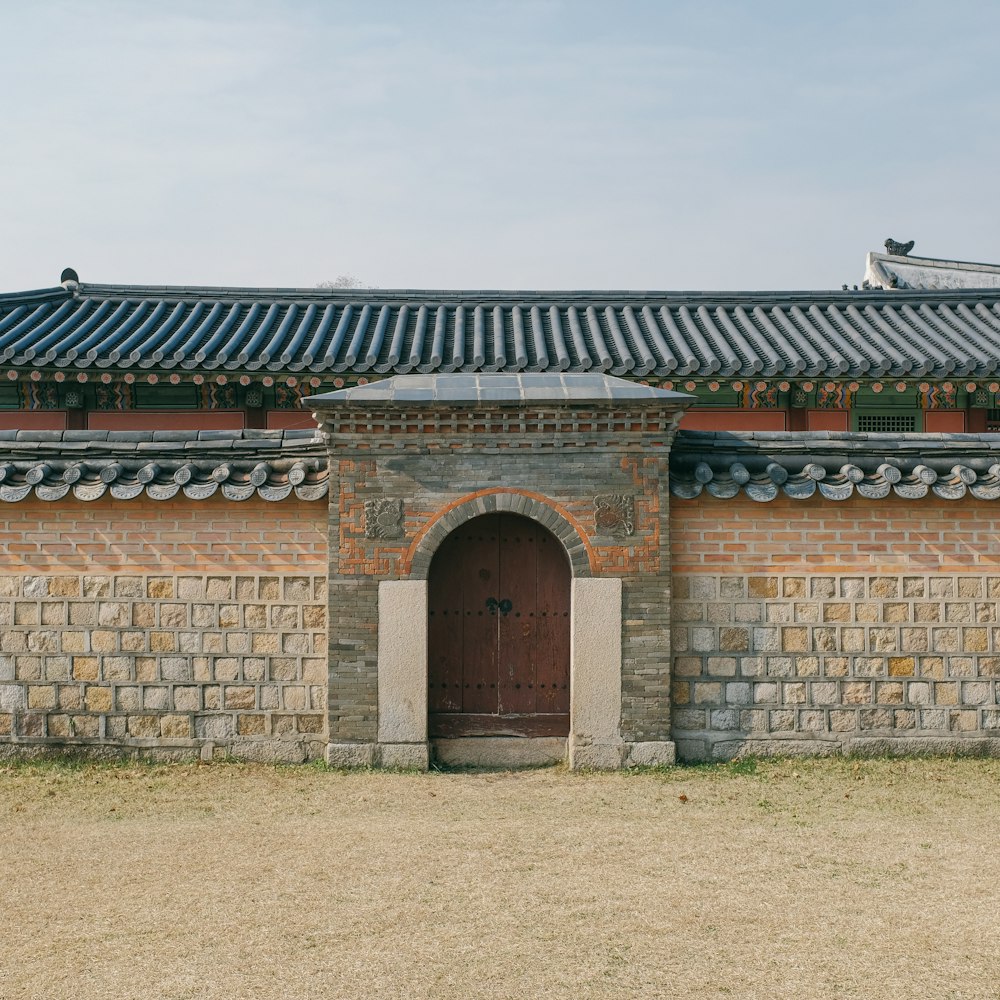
[306,373,692,408]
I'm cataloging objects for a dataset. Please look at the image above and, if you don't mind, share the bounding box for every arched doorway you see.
[427,512,571,738]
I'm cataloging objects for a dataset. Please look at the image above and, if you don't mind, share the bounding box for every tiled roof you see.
[3,282,1000,379]
[670,431,1000,502]
[5,427,1000,505]
[0,429,327,502]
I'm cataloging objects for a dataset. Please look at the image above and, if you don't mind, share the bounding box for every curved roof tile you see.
[5,427,1000,505]
[3,284,1000,379]
[670,430,1000,502]
[0,429,328,503]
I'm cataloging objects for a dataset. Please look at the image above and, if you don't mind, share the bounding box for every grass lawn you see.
[1,757,998,1000]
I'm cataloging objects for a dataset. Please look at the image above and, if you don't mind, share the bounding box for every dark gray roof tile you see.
[5,283,1000,379]
[0,429,327,503]
[16,431,64,441]
[64,430,107,441]
[672,430,1000,503]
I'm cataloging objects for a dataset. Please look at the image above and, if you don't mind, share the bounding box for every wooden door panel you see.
[497,515,537,715]
[427,531,464,712]
[534,528,571,714]
[428,512,570,738]
[461,522,500,714]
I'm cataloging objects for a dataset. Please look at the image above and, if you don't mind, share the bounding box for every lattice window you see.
[856,413,918,433]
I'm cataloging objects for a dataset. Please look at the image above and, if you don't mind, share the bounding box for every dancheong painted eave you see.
[4,281,1000,381]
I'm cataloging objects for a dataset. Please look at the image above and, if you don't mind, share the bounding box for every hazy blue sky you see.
[3,0,997,291]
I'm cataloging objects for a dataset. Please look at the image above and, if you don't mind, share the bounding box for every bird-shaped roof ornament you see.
[884,238,914,257]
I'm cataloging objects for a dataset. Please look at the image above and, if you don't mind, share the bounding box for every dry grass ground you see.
[0,757,998,1000]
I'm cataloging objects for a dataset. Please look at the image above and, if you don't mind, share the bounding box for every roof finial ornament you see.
[884,238,914,256]
[60,267,80,290]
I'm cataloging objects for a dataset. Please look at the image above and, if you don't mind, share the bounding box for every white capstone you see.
[625,741,676,767]
[377,580,428,745]
[569,577,623,770]
[326,742,376,768]
[571,742,625,770]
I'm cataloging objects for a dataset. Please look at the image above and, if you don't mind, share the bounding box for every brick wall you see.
[8,457,999,766]
[670,495,1000,760]
[0,497,328,761]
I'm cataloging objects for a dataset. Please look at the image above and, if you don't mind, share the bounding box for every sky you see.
[2,0,998,292]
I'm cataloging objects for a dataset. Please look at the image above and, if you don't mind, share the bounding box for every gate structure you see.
[308,374,689,770]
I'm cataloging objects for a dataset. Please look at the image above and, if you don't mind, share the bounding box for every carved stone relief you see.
[364,498,405,539]
[593,494,635,537]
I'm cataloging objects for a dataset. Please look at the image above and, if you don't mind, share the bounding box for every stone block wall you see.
[670,495,1000,760]
[0,497,328,761]
[9,438,1000,767]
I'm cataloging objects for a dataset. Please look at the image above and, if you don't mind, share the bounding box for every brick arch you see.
[405,489,594,580]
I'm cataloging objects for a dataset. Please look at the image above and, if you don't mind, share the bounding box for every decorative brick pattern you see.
[320,408,680,440]
[334,455,667,582]
[593,494,635,537]
[364,498,405,539]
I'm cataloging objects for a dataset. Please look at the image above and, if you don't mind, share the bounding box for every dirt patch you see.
[1,757,998,1000]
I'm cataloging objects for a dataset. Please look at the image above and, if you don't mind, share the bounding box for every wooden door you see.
[428,513,570,737]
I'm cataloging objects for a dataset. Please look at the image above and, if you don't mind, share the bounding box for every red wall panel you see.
[266,410,317,430]
[924,411,966,433]
[0,411,68,430]
[806,410,849,432]
[679,409,786,431]
[87,411,245,431]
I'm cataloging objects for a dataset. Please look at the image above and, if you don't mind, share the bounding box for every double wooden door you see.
[428,513,570,737]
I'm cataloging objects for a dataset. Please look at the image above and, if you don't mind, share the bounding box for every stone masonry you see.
[0,497,328,761]
[671,494,1000,760]
[5,425,1000,766]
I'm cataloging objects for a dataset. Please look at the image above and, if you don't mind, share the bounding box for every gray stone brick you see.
[725,682,751,705]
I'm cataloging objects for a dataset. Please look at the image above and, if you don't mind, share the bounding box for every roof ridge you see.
[872,251,1000,271]
[61,283,916,298]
